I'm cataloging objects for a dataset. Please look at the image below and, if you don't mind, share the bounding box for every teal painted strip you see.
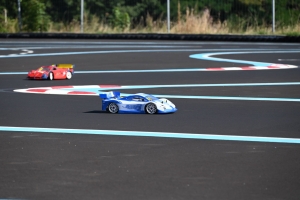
[0,49,212,58]
[56,82,300,92]
[0,68,217,75]
[107,82,300,89]
[190,50,300,66]
[0,126,300,144]
[0,72,28,75]
[152,95,300,102]
[56,82,300,102]
[190,52,269,66]
[1,49,299,59]
[75,68,209,73]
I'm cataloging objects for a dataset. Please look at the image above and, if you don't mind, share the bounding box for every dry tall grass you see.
[172,8,228,34]
[4,8,300,35]
[47,8,299,35]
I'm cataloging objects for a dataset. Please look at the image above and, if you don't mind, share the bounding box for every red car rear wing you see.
[54,64,75,72]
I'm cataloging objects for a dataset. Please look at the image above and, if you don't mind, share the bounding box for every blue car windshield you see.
[145,95,159,101]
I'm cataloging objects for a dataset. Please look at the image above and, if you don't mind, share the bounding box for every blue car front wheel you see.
[145,103,157,114]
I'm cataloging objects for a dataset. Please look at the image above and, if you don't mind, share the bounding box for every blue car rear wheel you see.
[108,103,119,114]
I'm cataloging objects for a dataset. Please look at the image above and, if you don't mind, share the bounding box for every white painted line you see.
[278,59,300,61]
[12,82,300,102]
[224,67,241,70]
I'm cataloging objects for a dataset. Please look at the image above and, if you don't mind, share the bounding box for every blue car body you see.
[99,91,177,114]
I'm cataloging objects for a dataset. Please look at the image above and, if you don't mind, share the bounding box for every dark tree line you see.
[0,0,299,32]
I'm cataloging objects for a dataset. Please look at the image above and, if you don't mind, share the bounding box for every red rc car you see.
[27,64,74,80]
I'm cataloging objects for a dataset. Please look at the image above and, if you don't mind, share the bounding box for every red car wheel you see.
[49,72,54,80]
[66,71,72,79]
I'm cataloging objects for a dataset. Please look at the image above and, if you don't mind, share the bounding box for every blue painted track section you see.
[1,126,300,144]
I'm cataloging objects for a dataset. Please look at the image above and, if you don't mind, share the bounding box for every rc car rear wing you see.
[54,64,75,73]
[99,91,121,99]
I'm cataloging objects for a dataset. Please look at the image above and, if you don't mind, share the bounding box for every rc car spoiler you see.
[99,91,121,99]
[53,64,75,73]
[54,64,74,69]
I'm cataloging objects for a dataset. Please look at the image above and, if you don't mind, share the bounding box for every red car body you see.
[27,64,74,80]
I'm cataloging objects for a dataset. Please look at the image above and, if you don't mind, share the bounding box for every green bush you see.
[22,0,50,32]
[111,7,130,31]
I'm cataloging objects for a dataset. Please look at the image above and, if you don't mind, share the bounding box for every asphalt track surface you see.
[0,39,300,200]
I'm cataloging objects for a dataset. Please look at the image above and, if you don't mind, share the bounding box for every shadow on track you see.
[84,110,176,115]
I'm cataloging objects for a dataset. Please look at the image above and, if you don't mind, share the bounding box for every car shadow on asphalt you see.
[23,78,69,81]
[84,110,108,114]
[84,110,175,115]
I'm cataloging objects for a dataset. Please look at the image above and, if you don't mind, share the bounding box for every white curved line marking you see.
[190,51,300,67]
[13,82,300,102]
[0,48,34,57]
